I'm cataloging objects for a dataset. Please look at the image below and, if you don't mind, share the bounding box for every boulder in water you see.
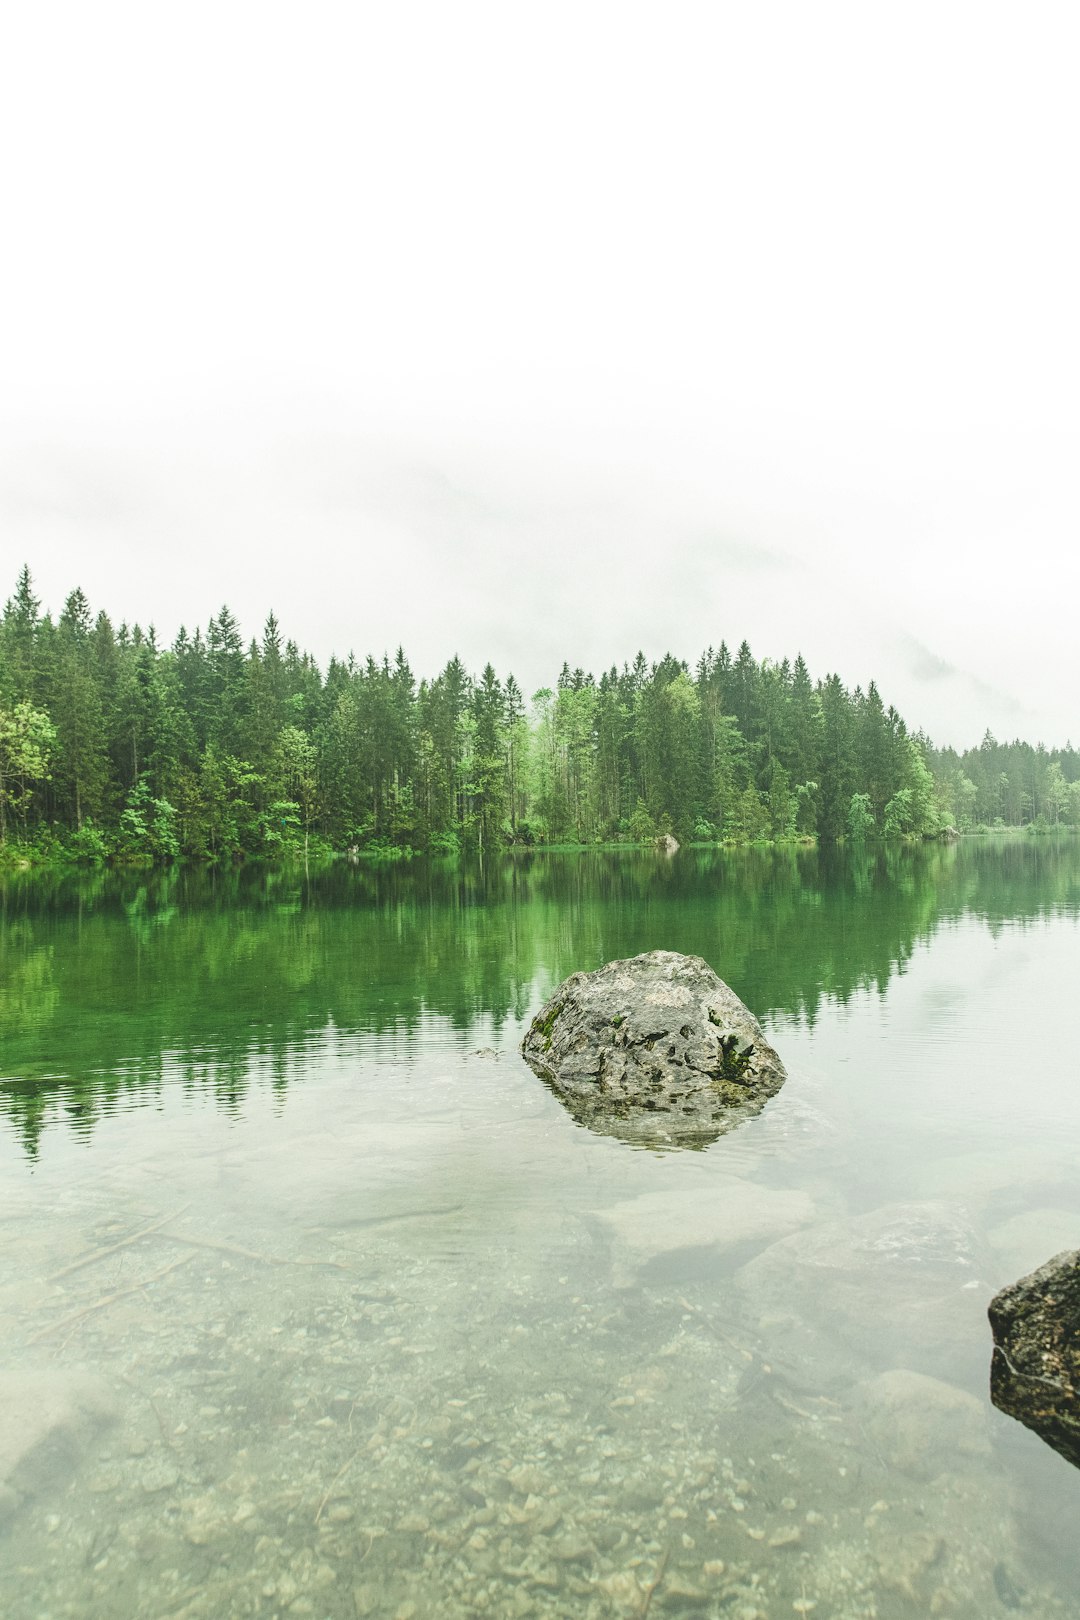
[520,950,785,1147]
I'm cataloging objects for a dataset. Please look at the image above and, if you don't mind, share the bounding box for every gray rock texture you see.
[989,1247,1080,1470]
[520,950,785,1147]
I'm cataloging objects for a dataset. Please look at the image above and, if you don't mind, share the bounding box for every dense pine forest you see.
[0,567,1076,865]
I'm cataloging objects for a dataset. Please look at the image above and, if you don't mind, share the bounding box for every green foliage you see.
[117,778,180,862]
[847,792,875,840]
[65,821,111,864]
[257,800,301,853]
[927,730,1080,833]
[428,828,461,856]
[0,699,56,842]
[882,788,913,839]
[767,761,795,840]
[627,799,657,843]
[795,780,819,836]
[0,566,1073,867]
[730,784,770,843]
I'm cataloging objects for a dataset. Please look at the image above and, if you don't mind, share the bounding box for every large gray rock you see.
[520,951,786,1147]
[989,1248,1080,1470]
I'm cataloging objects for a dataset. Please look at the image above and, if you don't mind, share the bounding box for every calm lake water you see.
[2,840,1079,1619]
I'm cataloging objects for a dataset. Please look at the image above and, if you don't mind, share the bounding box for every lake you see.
[2,840,1080,1619]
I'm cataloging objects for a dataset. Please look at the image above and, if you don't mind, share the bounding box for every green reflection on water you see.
[3,838,1080,1161]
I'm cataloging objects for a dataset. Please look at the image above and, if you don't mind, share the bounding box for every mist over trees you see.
[1,569,1076,862]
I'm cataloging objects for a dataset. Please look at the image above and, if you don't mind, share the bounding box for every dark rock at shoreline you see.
[989,1247,1080,1470]
[520,950,785,1147]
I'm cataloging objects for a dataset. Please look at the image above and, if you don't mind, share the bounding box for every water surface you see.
[2,841,1079,1618]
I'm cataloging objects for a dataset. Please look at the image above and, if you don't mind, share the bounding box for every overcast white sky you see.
[1,2,1077,748]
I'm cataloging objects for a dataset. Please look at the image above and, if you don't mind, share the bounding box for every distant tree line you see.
[0,567,1076,863]
[930,732,1080,832]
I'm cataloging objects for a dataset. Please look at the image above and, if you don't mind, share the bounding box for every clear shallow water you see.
[2,841,1080,1619]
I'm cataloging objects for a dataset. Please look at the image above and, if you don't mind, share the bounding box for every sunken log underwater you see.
[520,950,786,1148]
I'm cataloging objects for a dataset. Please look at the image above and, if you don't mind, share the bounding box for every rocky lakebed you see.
[4,1128,1079,1617]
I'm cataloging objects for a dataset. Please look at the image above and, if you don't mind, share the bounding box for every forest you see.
[0,567,1076,864]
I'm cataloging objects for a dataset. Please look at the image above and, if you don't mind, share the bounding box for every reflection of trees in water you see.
[3,838,1080,1158]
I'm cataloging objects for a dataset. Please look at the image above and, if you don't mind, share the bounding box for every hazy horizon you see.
[3,3,1077,751]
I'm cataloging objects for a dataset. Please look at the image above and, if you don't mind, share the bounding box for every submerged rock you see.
[0,1369,118,1513]
[520,951,786,1147]
[736,1201,993,1383]
[852,1369,991,1480]
[596,1181,815,1284]
[989,1247,1080,1470]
